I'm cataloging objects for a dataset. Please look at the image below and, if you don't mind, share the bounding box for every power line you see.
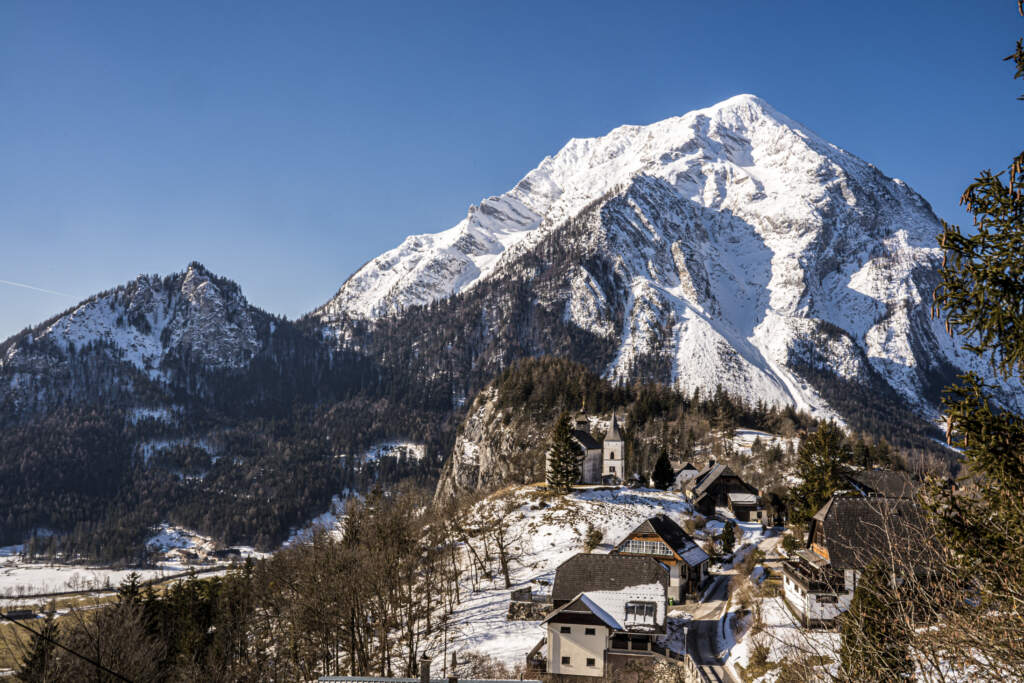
[1,611,134,682]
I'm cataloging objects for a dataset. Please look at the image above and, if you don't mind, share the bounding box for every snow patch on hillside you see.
[138,437,216,463]
[284,493,354,546]
[129,406,179,424]
[362,441,426,463]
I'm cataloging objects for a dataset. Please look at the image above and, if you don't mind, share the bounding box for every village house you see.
[781,494,923,626]
[844,468,921,499]
[672,462,699,491]
[610,514,708,602]
[548,412,626,486]
[685,461,764,522]
[531,553,670,678]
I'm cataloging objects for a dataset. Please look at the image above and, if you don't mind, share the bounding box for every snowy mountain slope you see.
[0,263,264,411]
[3,263,258,371]
[317,94,1021,416]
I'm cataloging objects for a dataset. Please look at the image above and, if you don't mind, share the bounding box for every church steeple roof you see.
[606,414,623,442]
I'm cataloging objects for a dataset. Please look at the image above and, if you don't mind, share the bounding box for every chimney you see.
[419,652,430,683]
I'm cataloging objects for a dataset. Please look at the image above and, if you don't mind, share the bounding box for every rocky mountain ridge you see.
[0,263,268,413]
[316,94,1020,418]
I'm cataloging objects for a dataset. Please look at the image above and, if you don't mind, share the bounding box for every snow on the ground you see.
[0,523,268,599]
[129,406,179,424]
[704,513,769,560]
[0,562,183,597]
[138,437,216,463]
[284,493,353,546]
[147,523,215,553]
[434,485,703,667]
[729,596,839,682]
[731,429,798,455]
[362,441,426,463]
[144,523,266,566]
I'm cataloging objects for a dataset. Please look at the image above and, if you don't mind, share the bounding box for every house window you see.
[584,627,596,635]
[619,539,673,557]
[610,465,616,473]
[561,656,570,665]
[586,658,596,667]
[610,453,615,459]
[624,601,657,623]
[559,626,571,634]
[817,594,838,604]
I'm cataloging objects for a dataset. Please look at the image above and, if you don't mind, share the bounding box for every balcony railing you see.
[782,560,848,593]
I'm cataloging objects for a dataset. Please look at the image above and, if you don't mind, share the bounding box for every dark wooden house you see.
[686,462,763,521]
[781,495,925,626]
[610,514,708,601]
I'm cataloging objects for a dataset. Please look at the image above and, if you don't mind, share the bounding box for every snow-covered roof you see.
[578,582,666,632]
[674,468,699,484]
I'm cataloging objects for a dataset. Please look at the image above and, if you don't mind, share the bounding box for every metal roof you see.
[605,414,624,441]
[552,553,668,603]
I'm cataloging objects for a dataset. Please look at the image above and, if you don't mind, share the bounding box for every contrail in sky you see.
[0,279,75,297]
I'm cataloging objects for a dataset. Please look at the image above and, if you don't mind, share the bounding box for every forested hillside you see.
[433,357,932,506]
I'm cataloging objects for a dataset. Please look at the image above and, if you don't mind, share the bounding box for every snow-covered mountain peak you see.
[314,95,1021,418]
[316,94,929,323]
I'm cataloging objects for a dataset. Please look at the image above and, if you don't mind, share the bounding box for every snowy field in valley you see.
[0,523,266,600]
[0,561,187,599]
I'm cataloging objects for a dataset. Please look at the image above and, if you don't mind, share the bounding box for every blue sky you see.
[1,1,1020,339]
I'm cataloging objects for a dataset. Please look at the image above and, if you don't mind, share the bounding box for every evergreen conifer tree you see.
[17,612,59,682]
[118,571,142,605]
[546,412,583,492]
[789,421,850,524]
[651,450,675,490]
[925,14,1024,662]
[719,521,736,554]
[838,563,912,682]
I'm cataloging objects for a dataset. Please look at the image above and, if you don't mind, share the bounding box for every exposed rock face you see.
[317,95,1021,417]
[433,387,551,503]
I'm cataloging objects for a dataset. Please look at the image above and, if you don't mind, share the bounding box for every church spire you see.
[606,414,623,442]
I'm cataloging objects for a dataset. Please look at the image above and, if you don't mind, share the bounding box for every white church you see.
[547,412,625,485]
